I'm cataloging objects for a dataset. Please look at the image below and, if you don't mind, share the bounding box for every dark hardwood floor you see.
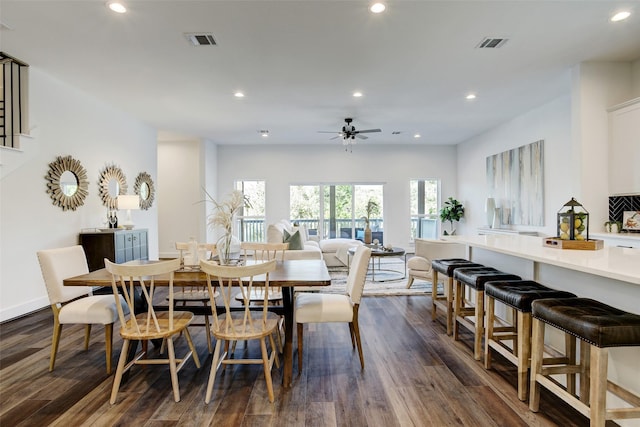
[1,292,607,426]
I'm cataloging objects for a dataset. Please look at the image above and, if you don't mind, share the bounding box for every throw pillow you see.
[283,229,303,250]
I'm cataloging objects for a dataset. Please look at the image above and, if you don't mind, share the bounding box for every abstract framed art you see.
[486,140,544,226]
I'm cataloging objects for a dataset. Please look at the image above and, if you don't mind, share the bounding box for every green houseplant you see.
[439,197,464,235]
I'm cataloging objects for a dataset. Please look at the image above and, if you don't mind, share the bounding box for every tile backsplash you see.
[609,194,640,223]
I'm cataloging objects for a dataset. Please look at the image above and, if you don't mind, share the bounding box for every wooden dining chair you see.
[199,259,279,404]
[105,258,201,404]
[239,242,288,351]
[37,245,129,375]
[172,242,217,353]
[295,245,372,371]
[240,242,288,301]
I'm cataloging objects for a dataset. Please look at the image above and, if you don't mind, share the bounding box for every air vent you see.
[184,33,217,46]
[476,37,508,49]
[392,131,402,135]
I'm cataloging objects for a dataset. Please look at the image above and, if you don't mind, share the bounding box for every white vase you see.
[485,198,496,227]
[492,207,500,229]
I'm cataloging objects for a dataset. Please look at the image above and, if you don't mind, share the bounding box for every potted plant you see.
[439,197,464,235]
[362,199,380,244]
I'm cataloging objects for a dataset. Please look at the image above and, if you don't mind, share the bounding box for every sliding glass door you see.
[291,184,383,242]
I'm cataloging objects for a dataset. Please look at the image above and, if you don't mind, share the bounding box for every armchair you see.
[406,238,466,289]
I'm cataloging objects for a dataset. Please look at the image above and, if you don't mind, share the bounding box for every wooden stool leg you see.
[453,280,462,341]
[566,333,577,395]
[580,340,591,403]
[517,311,531,401]
[431,270,439,321]
[529,318,544,412]
[474,290,484,361]
[589,346,608,427]
[484,295,495,369]
[446,276,454,335]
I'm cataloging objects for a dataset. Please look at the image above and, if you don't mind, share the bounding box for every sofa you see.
[266,220,362,266]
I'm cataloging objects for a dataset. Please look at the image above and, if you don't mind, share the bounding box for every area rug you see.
[324,260,433,296]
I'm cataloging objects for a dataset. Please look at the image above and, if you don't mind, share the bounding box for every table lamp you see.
[117,194,139,229]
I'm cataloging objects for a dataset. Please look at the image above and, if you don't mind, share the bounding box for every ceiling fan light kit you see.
[318,118,381,150]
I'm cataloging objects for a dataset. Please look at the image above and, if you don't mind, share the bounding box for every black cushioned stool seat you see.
[452,267,522,360]
[529,298,640,426]
[430,259,483,335]
[484,280,577,401]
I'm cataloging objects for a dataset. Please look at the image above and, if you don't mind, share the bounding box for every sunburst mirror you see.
[134,171,155,210]
[98,164,127,209]
[45,155,89,211]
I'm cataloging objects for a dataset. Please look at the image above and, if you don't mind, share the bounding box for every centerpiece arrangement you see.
[206,189,251,265]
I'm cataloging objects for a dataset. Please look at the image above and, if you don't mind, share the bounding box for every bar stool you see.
[431,259,483,335]
[484,280,577,401]
[529,298,640,427]
[453,267,521,360]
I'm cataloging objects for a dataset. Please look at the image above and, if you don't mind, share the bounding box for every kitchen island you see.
[445,234,640,426]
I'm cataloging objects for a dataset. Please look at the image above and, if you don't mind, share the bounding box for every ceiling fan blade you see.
[356,128,381,134]
[329,135,341,140]
[356,134,368,140]
[318,131,340,133]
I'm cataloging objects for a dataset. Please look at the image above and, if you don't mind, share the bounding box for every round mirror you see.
[98,164,127,209]
[45,155,89,211]
[140,182,149,200]
[60,170,79,196]
[134,171,155,210]
[108,178,120,198]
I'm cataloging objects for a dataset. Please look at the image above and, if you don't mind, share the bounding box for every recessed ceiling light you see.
[370,3,386,13]
[466,93,477,100]
[234,92,245,98]
[611,11,631,22]
[414,134,421,138]
[106,1,127,13]
[260,130,269,137]
[353,91,363,97]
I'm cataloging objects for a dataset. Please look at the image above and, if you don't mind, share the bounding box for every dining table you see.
[63,258,331,387]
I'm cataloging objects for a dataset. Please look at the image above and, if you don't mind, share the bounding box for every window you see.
[410,179,439,240]
[235,180,265,242]
[290,184,383,242]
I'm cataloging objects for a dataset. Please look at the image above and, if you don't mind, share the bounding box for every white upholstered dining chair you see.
[295,245,372,371]
[37,245,128,374]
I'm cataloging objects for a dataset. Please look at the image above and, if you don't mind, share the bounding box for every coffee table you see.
[347,245,406,282]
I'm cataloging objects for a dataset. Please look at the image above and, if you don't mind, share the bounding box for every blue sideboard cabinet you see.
[79,229,148,271]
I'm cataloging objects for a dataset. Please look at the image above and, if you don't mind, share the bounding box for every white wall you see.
[633,59,640,97]
[216,144,458,247]
[157,138,217,258]
[456,95,572,236]
[456,60,638,237]
[0,68,158,322]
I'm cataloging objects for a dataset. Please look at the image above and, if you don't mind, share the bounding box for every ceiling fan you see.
[318,118,381,141]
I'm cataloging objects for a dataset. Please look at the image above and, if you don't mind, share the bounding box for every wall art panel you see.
[487,140,544,226]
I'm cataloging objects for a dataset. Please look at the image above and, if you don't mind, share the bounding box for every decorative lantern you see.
[557,197,589,241]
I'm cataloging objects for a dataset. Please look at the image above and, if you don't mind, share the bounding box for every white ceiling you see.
[2,1,639,146]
